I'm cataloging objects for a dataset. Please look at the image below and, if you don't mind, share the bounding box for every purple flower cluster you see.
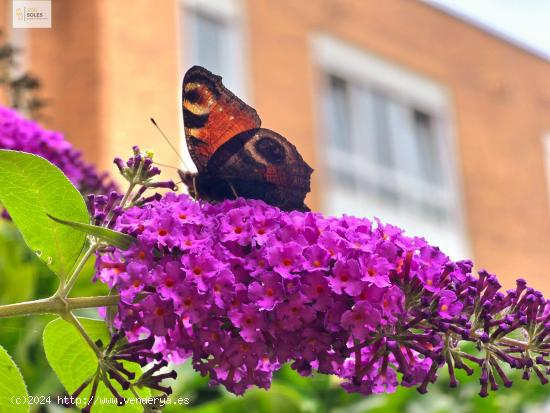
[0,106,116,196]
[96,193,550,397]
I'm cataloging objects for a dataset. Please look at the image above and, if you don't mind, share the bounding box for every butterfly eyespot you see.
[255,136,286,164]
[185,88,202,104]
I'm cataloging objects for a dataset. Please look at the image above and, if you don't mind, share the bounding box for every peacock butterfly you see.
[178,65,313,212]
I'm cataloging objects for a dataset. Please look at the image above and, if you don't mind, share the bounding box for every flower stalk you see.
[59,241,98,297]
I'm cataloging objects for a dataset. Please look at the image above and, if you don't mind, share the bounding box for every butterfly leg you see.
[192,175,199,200]
[228,181,239,199]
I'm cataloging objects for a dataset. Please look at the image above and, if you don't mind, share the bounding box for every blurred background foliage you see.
[1,220,550,412]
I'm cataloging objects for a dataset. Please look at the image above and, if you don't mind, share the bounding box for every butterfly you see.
[177,65,313,212]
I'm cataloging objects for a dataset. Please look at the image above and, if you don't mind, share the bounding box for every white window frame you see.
[311,33,470,259]
[179,0,250,100]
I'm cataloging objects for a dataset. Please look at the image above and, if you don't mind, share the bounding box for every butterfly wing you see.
[205,128,313,211]
[182,66,261,172]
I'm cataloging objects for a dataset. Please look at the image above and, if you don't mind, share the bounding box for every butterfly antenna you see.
[149,117,191,171]
[152,161,180,170]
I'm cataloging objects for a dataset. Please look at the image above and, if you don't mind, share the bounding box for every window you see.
[313,34,468,259]
[180,0,248,99]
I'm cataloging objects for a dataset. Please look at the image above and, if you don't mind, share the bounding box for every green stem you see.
[0,294,120,318]
[66,311,101,357]
[59,242,97,297]
[120,183,136,209]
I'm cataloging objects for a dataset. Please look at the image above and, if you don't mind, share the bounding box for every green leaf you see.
[0,150,89,279]
[43,317,149,413]
[0,222,38,304]
[0,344,29,413]
[47,214,136,250]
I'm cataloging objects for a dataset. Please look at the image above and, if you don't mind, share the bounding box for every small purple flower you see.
[248,273,284,310]
[229,304,265,342]
[328,259,363,296]
[437,290,463,319]
[276,293,316,331]
[181,252,220,292]
[359,255,392,288]
[118,262,149,301]
[266,242,304,279]
[211,269,236,309]
[220,207,253,245]
[140,295,177,336]
[153,260,183,302]
[302,272,332,310]
[303,245,330,272]
[341,301,381,340]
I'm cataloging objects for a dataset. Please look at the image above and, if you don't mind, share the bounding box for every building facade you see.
[2,0,550,291]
